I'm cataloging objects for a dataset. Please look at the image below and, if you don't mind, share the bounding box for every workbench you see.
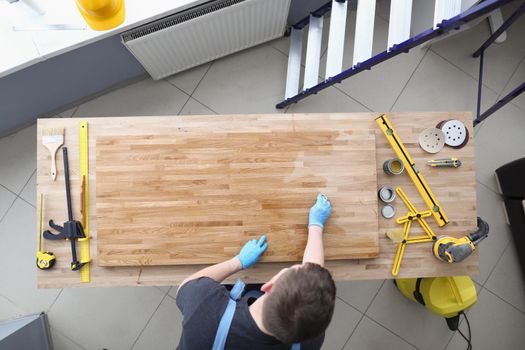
[36,112,478,288]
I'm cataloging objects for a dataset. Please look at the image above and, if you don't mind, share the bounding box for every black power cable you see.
[456,311,472,350]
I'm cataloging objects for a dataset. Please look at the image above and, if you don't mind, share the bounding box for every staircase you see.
[277,0,513,109]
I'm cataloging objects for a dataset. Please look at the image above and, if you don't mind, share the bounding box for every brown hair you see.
[262,263,336,344]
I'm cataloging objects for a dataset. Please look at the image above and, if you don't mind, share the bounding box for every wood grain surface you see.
[36,113,478,288]
[96,121,379,266]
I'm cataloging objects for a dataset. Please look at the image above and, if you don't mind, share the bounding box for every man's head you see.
[260,263,336,344]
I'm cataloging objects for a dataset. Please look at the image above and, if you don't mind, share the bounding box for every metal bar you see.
[353,0,376,66]
[285,28,304,99]
[476,51,484,121]
[388,0,413,51]
[473,1,525,57]
[475,81,525,124]
[276,0,513,109]
[63,147,73,221]
[303,15,324,89]
[292,0,333,30]
[325,0,348,78]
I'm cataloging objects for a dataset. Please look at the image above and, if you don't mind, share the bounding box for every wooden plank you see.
[36,112,478,288]
[95,120,379,266]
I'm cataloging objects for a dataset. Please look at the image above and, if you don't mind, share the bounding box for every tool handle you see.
[50,151,57,181]
[63,147,73,221]
[43,230,65,240]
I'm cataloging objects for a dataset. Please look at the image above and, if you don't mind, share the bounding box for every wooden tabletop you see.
[36,112,478,288]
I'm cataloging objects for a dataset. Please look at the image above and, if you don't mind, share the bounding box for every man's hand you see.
[236,235,268,269]
[308,194,332,229]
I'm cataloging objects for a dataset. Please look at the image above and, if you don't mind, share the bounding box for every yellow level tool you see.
[376,114,449,227]
[392,187,436,276]
[78,121,91,282]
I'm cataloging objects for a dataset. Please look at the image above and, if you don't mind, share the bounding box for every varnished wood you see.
[36,112,478,288]
[95,119,379,266]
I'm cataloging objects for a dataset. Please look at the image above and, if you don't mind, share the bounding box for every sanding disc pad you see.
[419,128,445,153]
[437,119,468,148]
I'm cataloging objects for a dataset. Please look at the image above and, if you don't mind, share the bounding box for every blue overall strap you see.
[291,343,301,350]
[212,279,246,350]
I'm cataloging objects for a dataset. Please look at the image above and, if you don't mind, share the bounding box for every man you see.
[176,194,336,349]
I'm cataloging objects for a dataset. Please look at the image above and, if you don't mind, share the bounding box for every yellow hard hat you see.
[76,0,125,31]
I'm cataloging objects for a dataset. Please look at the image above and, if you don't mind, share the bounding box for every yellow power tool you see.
[433,217,489,263]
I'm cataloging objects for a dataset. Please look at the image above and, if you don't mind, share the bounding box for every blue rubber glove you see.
[236,235,268,269]
[308,194,331,229]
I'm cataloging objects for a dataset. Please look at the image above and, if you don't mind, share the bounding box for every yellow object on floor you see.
[395,276,477,330]
[76,0,125,31]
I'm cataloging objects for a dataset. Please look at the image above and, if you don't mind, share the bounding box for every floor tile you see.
[445,288,525,350]
[131,295,183,350]
[366,280,454,350]
[473,183,512,285]
[430,5,525,94]
[193,44,289,114]
[322,298,362,350]
[484,242,525,313]
[0,199,61,313]
[0,294,25,321]
[168,285,178,300]
[0,124,36,194]
[50,328,86,350]
[0,185,16,220]
[392,50,499,114]
[500,56,525,112]
[166,62,211,95]
[156,286,171,293]
[19,170,36,207]
[286,86,370,113]
[48,286,165,350]
[57,106,78,118]
[179,97,217,115]
[475,102,525,192]
[336,280,384,313]
[343,316,417,350]
[376,0,391,22]
[319,12,428,112]
[74,78,189,117]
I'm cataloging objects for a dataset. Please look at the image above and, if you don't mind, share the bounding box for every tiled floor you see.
[1,1,525,349]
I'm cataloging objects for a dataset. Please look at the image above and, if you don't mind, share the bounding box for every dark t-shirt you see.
[176,277,325,350]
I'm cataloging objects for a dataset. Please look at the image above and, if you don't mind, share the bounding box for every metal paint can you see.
[381,205,396,219]
[383,158,404,175]
[378,186,396,203]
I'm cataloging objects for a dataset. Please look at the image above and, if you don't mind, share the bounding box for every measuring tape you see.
[78,121,91,282]
[376,114,449,227]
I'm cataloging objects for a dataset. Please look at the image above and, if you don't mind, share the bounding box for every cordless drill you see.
[433,217,489,263]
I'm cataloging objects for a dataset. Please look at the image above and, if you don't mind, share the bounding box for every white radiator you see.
[122,0,292,80]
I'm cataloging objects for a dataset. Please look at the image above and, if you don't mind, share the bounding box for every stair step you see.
[387,0,412,50]
[304,14,324,90]
[325,0,348,79]
[285,27,304,99]
[353,0,376,67]
[434,0,462,28]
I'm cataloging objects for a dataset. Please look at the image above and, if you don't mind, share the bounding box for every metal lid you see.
[378,186,396,203]
[381,205,396,219]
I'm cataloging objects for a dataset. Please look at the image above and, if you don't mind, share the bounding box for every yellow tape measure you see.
[376,114,449,227]
[78,121,91,282]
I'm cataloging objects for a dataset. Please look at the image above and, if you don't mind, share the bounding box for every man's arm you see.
[179,257,242,290]
[303,194,331,266]
[303,225,325,266]
[178,235,268,291]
